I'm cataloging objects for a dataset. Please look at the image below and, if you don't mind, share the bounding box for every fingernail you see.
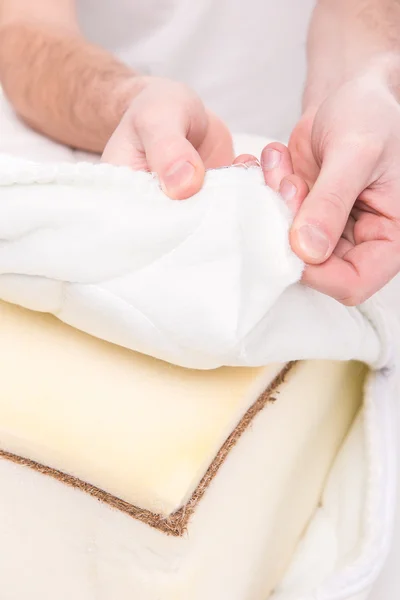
[280,180,297,202]
[244,159,260,168]
[262,149,281,170]
[162,161,195,192]
[296,224,330,261]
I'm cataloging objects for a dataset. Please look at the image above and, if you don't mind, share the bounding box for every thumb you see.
[143,129,205,200]
[290,143,377,263]
[102,107,206,200]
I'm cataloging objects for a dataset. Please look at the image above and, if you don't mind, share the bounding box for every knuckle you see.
[340,293,364,307]
[339,279,370,306]
[321,189,348,218]
[375,218,395,240]
[289,120,311,156]
[131,81,203,129]
[388,217,400,238]
[340,133,384,162]
[361,215,400,242]
[365,138,384,159]
[133,106,158,130]
[150,133,185,158]
[163,81,203,111]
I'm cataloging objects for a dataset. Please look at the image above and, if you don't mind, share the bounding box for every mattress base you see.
[0,360,366,599]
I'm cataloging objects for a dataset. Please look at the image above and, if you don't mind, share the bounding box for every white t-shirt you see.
[77,0,315,140]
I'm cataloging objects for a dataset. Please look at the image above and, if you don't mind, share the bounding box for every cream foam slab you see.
[0,301,366,598]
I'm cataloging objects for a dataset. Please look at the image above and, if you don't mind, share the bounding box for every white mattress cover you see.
[0,93,387,372]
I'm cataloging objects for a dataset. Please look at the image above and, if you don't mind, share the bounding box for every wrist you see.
[303,51,400,115]
[363,52,400,101]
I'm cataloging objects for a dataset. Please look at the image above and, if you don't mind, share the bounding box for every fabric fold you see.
[0,154,384,369]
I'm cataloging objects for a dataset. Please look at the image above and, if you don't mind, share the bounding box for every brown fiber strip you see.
[0,361,295,537]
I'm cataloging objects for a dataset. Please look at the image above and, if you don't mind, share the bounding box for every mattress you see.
[0,299,365,599]
[0,92,397,600]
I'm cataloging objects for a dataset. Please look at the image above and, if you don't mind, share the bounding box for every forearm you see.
[304,0,400,109]
[0,23,146,152]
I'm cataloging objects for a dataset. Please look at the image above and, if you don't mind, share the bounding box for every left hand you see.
[260,71,400,305]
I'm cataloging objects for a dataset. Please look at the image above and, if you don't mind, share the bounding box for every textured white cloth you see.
[0,91,388,372]
[0,152,388,371]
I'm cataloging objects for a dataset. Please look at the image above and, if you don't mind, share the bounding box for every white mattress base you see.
[0,359,367,600]
[0,363,396,600]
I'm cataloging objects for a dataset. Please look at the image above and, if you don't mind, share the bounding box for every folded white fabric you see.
[0,153,387,370]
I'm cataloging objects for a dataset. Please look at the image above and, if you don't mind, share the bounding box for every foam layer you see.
[0,355,365,598]
[0,300,283,515]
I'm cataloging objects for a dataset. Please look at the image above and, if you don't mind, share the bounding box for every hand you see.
[261,71,400,305]
[102,77,234,199]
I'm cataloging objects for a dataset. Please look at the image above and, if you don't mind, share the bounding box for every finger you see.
[342,215,356,245]
[102,120,147,170]
[333,237,354,258]
[261,143,293,192]
[198,111,235,169]
[302,238,400,305]
[290,143,378,264]
[103,106,205,200]
[139,125,205,200]
[279,174,309,216]
[233,154,260,168]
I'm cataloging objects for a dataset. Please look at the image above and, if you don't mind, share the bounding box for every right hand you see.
[102,77,234,199]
